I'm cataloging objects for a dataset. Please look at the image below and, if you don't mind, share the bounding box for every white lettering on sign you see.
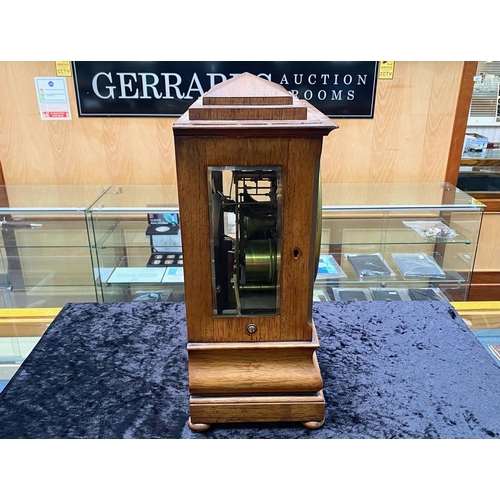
[89,71,370,103]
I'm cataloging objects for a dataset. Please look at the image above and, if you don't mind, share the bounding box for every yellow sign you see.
[378,61,394,80]
[55,61,72,78]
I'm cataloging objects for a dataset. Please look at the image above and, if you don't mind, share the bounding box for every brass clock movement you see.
[173,72,337,431]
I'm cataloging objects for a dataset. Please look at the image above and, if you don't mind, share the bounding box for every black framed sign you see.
[72,61,378,119]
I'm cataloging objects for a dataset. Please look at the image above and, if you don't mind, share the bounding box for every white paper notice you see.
[161,267,184,283]
[107,267,166,284]
[34,77,72,120]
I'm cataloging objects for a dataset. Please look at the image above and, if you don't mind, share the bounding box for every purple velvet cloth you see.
[0,301,498,439]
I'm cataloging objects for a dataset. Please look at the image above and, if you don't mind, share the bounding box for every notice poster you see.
[34,77,72,120]
[378,61,394,80]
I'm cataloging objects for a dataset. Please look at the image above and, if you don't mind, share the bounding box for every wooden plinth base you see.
[187,322,325,430]
[188,391,325,432]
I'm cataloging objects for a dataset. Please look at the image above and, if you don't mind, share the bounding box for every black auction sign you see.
[72,61,378,119]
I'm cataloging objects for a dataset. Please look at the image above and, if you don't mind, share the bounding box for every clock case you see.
[173,73,337,430]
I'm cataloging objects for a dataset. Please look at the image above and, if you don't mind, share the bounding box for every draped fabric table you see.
[0,301,499,439]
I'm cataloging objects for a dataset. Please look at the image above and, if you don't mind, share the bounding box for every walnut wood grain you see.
[175,135,330,343]
[280,138,322,340]
[472,271,500,285]
[445,62,478,185]
[189,393,324,404]
[189,391,325,425]
[175,98,336,137]
[212,316,281,343]
[187,419,210,432]
[173,136,214,342]
[302,418,325,429]
[188,344,323,394]
[470,271,500,301]
[469,284,500,301]
[201,73,294,106]
[189,104,307,121]
[173,72,336,427]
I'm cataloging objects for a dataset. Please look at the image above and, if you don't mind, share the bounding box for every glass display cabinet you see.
[316,182,485,302]
[457,149,500,198]
[88,185,183,303]
[0,184,109,308]
[457,152,500,301]
[0,182,484,310]
[457,165,500,194]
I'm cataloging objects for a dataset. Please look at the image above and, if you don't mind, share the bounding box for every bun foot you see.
[302,418,325,430]
[188,417,210,432]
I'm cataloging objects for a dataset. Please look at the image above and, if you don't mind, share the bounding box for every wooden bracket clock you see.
[173,72,338,431]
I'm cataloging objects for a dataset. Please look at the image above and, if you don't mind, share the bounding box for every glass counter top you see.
[0,185,110,212]
[321,182,482,211]
[0,183,484,213]
[88,185,179,212]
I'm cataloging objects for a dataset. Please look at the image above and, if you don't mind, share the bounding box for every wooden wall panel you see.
[474,213,500,272]
[0,61,464,186]
[321,61,463,185]
[445,62,478,185]
[0,62,178,186]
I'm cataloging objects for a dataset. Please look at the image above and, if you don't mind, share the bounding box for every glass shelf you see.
[318,182,483,302]
[321,182,481,211]
[88,186,182,303]
[0,182,484,307]
[0,185,111,308]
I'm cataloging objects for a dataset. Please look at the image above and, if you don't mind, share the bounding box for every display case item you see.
[458,150,500,198]
[88,185,183,303]
[463,133,489,153]
[87,182,483,305]
[458,144,500,191]
[1,182,478,308]
[317,182,484,302]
